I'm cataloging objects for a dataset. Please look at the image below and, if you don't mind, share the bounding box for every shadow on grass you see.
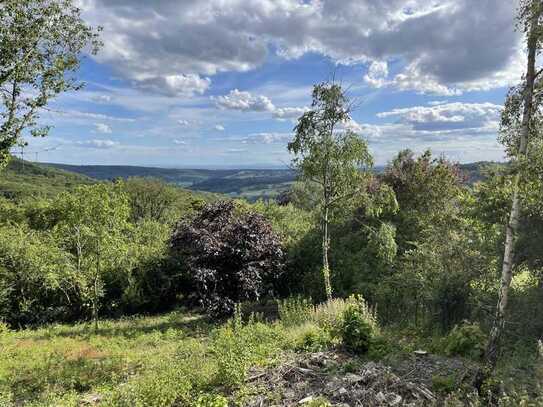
[31,310,216,341]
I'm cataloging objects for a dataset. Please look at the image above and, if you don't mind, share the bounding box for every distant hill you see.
[0,157,95,201]
[36,161,501,202]
[44,163,297,201]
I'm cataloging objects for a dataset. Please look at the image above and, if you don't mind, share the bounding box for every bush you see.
[278,296,314,327]
[293,323,334,352]
[305,397,332,407]
[170,201,284,317]
[195,394,229,407]
[432,374,457,394]
[367,335,394,360]
[313,298,354,337]
[340,295,378,354]
[211,310,286,388]
[445,321,487,359]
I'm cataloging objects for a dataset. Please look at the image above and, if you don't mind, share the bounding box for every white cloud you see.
[136,74,211,97]
[57,109,136,123]
[94,123,112,134]
[272,107,308,120]
[214,124,225,131]
[225,148,248,153]
[91,94,113,103]
[177,119,190,126]
[214,89,275,112]
[214,89,307,122]
[81,0,522,96]
[364,61,389,88]
[241,132,293,144]
[76,139,119,149]
[377,102,502,126]
[173,139,186,145]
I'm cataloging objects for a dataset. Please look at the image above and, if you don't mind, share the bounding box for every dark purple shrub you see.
[170,200,284,317]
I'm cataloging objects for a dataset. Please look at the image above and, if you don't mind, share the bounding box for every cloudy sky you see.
[22,0,523,168]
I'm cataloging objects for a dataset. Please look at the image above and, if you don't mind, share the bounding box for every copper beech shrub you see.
[170,200,284,317]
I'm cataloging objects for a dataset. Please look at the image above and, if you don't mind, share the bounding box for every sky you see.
[19,0,524,168]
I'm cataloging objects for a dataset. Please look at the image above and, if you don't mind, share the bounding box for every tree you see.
[485,0,543,369]
[0,0,101,167]
[288,82,373,299]
[382,149,465,253]
[53,184,131,330]
[170,200,284,318]
[122,177,179,224]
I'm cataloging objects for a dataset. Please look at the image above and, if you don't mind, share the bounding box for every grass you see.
[0,309,298,406]
[1,301,541,406]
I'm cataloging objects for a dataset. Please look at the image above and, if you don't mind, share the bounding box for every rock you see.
[389,394,403,406]
[336,387,348,397]
[376,391,386,403]
[344,373,364,383]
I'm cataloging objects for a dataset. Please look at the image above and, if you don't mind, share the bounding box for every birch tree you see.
[288,82,372,300]
[485,0,543,369]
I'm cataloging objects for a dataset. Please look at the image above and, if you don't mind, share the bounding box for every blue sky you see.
[20,0,522,168]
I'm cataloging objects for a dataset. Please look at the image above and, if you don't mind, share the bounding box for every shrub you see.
[432,374,457,394]
[367,335,394,360]
[312,298,354,337]
[340,295,378,354]
[170,201,284,317]
[305,397,332,407]
[195,394,229,407]
[294,323,334,352]
[278,296,314,327]
[210,310,286,388]
[445,321,487,359]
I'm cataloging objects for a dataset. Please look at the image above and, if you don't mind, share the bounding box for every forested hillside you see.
[0,157,95,200]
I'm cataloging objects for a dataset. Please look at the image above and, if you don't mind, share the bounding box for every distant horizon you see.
[40,159,507,172]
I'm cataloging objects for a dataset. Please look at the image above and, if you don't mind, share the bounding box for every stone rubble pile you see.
[245,352,439,406]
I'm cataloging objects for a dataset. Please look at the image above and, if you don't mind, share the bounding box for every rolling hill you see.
[0,157,95,201]
[45,163,297,201]
[0,160,501,203]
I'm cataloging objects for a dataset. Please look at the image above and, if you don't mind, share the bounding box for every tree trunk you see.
[485,7,540,369]
[93,244,101,332]
[322,204,332,300]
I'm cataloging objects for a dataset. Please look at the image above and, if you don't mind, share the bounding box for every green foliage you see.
[122,177,180,224]
[294,323,334,352]
[304,397,332,407]
[210,311,286,388]
[53,183,132,328]
[0,224,76,326]
[432,374,457,394]
[0,0,101,166]
[445,322,487,359]
[277,296,314,327]
[0,157,95,201]
[195,394,229,407]
[340,295,378,354]
[289,82,373,298]
[367,335,395,360]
